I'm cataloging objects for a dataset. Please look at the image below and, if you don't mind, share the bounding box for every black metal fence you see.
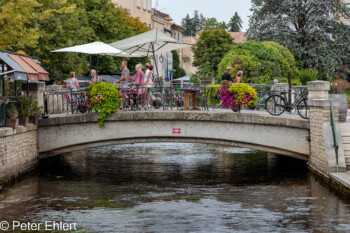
[43,83,307,117]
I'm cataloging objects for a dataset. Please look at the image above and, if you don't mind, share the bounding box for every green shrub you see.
[298,68,318,85]
[218,40,299,84]
[86,83,120,127]
[174,67,186,79]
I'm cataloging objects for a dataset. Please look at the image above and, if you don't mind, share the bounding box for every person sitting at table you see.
[89,69,101,84]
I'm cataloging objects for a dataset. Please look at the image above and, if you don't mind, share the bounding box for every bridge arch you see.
[38,111,310,160]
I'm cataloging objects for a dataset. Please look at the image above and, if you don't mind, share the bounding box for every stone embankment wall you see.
[0,125,38,184]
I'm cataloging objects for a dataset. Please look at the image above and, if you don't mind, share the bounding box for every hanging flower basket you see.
[219,83,258,111]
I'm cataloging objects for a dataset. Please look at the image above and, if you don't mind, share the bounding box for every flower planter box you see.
[29,115,40,125]
[6,118,19,129]
[19,117,29,127]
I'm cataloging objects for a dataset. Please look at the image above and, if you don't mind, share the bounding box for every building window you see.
[137,0,141,8]
[143,0,147,10]
[148,0,152,12]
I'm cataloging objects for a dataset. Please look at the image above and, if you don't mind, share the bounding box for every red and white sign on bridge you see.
[172,128,181,134]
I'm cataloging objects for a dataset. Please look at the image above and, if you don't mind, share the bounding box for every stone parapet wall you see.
[308,81,346,174]
[0,125,38,184]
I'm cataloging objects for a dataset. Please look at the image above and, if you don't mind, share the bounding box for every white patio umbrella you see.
[52,41,132,74]
[109,29,193,80]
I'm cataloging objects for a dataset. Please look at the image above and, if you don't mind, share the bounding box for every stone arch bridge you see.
[38,111,310,161]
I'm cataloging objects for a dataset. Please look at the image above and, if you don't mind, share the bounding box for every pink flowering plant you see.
[219,83,258,109]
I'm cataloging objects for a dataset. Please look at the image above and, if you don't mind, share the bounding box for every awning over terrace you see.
[0,52,27,81]
[0,52,50,82]
[20,56,50,81]
[8,54,39,81]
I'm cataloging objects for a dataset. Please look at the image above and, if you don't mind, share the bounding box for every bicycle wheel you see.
[152,91,166,106]
[265,94,286,116]
[297,98,309,119]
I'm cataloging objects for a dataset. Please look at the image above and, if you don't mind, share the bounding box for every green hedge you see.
[218,40,299,84]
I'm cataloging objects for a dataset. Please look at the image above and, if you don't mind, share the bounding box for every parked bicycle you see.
[265,87,309,119]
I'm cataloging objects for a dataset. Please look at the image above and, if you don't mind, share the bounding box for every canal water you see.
[1,143,350,233]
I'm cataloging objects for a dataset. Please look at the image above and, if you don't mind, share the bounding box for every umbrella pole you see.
[89,55,92,71]
[151,43,160,86]
[96,55,99,76]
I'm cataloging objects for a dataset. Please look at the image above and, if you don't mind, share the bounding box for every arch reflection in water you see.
[0,143,350,233]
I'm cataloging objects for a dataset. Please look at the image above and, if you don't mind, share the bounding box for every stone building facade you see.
[112,0,153,27]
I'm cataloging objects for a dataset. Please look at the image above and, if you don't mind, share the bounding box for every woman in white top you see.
[144,64,150,84]
[145,64,153,88]
[145,65,155,107]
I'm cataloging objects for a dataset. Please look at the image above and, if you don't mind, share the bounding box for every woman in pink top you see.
[134,64,145,101]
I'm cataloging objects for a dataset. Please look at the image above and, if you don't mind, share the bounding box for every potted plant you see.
[29,100,42,125]
[17,96,31,127]
[5,105,19,129]
[219,83,258,112]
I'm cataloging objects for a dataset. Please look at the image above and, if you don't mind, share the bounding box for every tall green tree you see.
[171,50,186,79]
[192,29,233,72]
[0,0,42,50]
[247,0,350,79]
[204,18,227,30]
[84,0,149,73]
[182,14,193,36]
[28,0,93,80]
[228,12,243,32]
[192,10,201,33]
[24,0,149,80]
[199,13,207,31]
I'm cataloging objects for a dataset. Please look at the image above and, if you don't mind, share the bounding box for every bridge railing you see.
[43,84,307,115]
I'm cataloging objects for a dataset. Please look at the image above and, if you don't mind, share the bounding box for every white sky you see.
[153,0,252,31]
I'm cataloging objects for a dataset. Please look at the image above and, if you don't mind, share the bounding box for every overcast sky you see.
[153,0,252,31]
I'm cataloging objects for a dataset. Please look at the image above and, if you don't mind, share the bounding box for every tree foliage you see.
[204,18,227,30]
[0,0,149,80]
[228,12,243,32]
[218,40,298,84]
[171,50,186,79]
[0,0,43,50]
[247,0,350,79]
[181,11,227,36]
[192,30,234,72]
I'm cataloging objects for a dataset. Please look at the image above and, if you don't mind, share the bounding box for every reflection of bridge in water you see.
[38,111,310,161]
